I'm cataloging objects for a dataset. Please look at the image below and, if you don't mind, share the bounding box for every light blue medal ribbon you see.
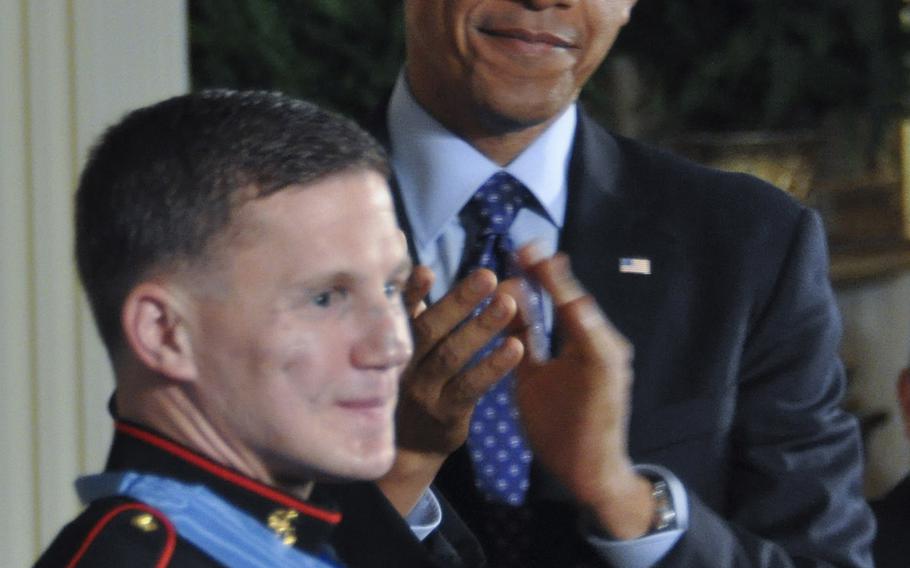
[77,472,342,568]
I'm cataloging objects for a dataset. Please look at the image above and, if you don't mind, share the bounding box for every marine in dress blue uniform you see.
[35,420,344,568]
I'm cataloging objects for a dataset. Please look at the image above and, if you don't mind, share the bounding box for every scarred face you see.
[404,0,637,138]
[182,169,412,484]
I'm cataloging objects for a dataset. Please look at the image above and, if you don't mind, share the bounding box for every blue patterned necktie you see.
[459,171,537,506]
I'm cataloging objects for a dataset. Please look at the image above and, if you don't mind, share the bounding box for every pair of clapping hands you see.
[379,244,656,540]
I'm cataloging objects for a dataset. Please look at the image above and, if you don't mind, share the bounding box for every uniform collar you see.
[106,420,341,555]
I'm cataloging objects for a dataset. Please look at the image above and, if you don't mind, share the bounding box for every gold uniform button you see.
[267,509,299,546]
[131,513,159,532]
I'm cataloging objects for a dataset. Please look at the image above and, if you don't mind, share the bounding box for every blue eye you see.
[313,288,348,308]
[384,281,404,299]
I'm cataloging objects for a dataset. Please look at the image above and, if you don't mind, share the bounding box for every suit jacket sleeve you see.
[561,116,875,567]
[317,481,486,568]
[656,208,873,567]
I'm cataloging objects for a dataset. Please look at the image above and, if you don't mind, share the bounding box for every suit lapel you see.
[529,110,684,502]
[560,109,681,365]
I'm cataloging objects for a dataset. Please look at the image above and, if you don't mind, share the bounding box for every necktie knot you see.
[464,172,528,237]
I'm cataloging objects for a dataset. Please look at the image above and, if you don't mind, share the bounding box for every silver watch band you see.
[651,479,677,532]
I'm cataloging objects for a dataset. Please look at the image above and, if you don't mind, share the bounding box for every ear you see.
[121,281,198,382]
[897,368,910,439]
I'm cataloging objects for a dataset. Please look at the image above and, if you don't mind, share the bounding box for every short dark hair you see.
[76,89,389,356]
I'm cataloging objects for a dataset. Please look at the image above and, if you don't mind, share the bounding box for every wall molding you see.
[0,1,188,563]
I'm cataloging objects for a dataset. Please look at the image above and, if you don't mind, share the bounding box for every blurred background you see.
[3,0,910,564]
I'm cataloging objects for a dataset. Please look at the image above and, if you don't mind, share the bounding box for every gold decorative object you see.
[267,508,299,546]
[668,131,819,201]
[813,119,910,285]
[131,513,159,533]
[902,119,910,239]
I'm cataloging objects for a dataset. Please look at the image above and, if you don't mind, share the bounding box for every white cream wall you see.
[837,272,910,499]
[0,1,188,564]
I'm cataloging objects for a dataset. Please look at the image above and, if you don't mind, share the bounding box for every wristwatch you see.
[650,479,677,532]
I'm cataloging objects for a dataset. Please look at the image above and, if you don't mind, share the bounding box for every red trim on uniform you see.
[115,421,342,525]
[65,502,176,568]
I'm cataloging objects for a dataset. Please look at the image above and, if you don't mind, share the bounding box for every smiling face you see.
[181,169,412,484]
[404,0,636,140]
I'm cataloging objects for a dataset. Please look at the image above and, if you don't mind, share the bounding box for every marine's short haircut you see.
[75,89,389,356]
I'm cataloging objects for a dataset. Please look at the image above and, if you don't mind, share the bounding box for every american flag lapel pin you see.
[619,257,651,275]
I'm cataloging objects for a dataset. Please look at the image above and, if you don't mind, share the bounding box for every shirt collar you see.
[388,72,575,251]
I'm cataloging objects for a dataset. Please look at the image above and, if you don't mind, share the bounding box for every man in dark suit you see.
[325,1,876,567]
[872,367,910,568]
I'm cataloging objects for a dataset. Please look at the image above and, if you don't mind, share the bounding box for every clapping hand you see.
[513,245,654,539]
[378,265,523,514]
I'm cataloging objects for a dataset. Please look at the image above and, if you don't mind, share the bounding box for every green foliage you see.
[191,0,904,139]
[607,0,903,134]
[190,0,404,125]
